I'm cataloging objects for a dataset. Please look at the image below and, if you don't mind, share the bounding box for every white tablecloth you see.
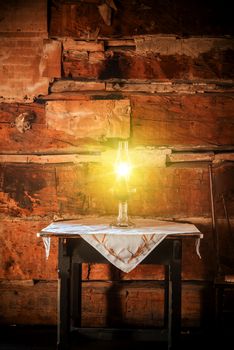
[39,217,202,273]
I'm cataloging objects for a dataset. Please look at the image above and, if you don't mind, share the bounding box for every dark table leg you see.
[56,237,182,349]
[57,239,71,350]
[167,239,182,350]
[71,262,82,328]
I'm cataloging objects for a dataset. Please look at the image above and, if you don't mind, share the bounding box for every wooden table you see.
[38,217,202,350]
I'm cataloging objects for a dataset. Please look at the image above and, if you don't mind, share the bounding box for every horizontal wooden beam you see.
[0,148,171,166]
[134,36,234,57]
[167,152,234,163]
[0,154,101,164]
[167,152,214,163]
[62,39,104,52]
[51,80,106,93]
[0,151,234,165]
[50,79,234,94]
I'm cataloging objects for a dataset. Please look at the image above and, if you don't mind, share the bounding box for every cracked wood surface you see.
[0,279,211,328]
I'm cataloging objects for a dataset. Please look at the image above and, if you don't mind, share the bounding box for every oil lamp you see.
[111,140,135,227]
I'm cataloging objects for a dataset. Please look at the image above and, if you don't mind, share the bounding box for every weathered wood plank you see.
[82,281,164,327]
[106,81,234,94]
[49,79,234,94]
[0,148,169,165]
[1,160,233,220]
[41,39,62,78]
[50,1,233,38]
[0,280,212,328]
[0,163,96,218]
[106,39,135,48]
[0,122,106,154]
[86,164,212,217]
[0,154,101,164]
[135,36,234,56]
[168,152,234,164]
[0,220,57,280]
[62,48,234,80]
[167,152,214,163]
[63,58,102,79]
[62,39,104,52]
[54,163,90,216]
[0,124,72,154]
[51,80,105,92]
[1,94,234,153]
[0,99,130,153]
[89,51,106,62]
[0,280,57,325]
[0,102,46,124]
[0,0,47,33]
[214,152,234,162]
[0,164,58,217]
[45,100,131,140]
[0,37,61,102]
[130,94,234,147]
[82,264,165,281]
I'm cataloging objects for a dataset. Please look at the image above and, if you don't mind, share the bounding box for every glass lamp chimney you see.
[114,140,132,227]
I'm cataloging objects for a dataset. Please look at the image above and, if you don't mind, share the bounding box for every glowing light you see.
[116,162,131,178]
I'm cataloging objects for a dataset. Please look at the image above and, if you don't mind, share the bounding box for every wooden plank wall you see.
[0,0,234,329]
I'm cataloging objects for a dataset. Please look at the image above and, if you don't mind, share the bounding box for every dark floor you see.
[0,325,232,350]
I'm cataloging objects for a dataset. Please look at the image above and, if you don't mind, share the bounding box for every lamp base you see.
[110,200,135,228]
[110,220,135,228]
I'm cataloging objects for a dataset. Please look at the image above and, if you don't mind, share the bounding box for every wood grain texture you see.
[0,100,129,154]
[0,0,47,33]
[86,164,212,217]
[0,164,58,217]
[0,280,57,325]
[0,37,57,102]
[1,93,233,153]
[0,220,57,280]
[0,280,213,328]
[130,94,234,147]
[46,99,131,139]
[0,163,216,218]
[62,48,234,80]
[0,0,233,329]
[50,0,233,37]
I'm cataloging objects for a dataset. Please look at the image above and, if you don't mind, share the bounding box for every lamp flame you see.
[116,161,131,178]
